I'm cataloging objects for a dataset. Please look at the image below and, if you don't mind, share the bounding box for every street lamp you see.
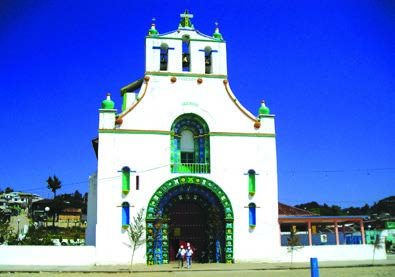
[17,219,20,238]
[44,207,50,228]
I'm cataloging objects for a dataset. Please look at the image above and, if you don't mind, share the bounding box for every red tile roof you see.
[278,202,318,216]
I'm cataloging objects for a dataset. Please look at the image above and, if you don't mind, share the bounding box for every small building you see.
[58,208,82,222]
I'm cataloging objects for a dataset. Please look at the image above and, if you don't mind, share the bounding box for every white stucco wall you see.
[85,172,97,245]
[0,244,386,266]
[93,71,280,265]
[277,244,387,263]
[0,246,95,266]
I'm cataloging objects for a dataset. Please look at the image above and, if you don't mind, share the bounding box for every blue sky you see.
[1,1,394,208]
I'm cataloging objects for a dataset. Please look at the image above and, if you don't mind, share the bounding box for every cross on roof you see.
[179,10,194,28]
[180,10,194,19]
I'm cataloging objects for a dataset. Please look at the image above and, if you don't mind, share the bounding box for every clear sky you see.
[1,1,394,208]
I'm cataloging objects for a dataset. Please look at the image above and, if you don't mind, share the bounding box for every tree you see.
[46,175,62,198]
[73,190,82,201]
[5,187,14,194]
[128,208,145,270]
[83,192,88,203]
[295,201,321,215]
[287,225,303,266]
[369,218,384,265]
[370,196,395,216]
[46,175,62,227]
[0,218,11,245]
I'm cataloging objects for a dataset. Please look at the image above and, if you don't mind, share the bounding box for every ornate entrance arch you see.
[146,176,234,265]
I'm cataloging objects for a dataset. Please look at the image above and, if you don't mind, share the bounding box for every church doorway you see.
[145,176,234,265]
[167,193,225,263]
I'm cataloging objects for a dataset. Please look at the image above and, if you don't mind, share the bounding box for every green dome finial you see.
[101,93,115,109]
[148,18,159,36]
[258,100,270,115]
[212,22,223,40]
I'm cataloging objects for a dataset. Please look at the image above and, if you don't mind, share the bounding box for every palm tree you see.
[46,175,62,227]
[46,175,61,198]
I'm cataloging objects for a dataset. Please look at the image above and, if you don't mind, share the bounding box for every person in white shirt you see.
[176,245,186,268]
[186,246,193,269]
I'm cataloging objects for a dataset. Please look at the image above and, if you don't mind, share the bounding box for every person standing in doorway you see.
[176,245,185,268]
[186,246,193,269]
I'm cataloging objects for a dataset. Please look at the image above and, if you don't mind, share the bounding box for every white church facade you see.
[86,11,280,265]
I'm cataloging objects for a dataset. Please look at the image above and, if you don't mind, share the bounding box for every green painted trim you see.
[145,71,227,79]
[99,109,117,113]
[99,129,171,135]
[248,172,256,195]
[146,36,226,43]
[122,169,130,194]
[258,114,275,119]
[98,129,276,137]
[122,94,127,112]
[210,132,276,138]
[121,78,144,95]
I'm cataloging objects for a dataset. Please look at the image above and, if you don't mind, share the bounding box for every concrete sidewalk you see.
[1,257,395,274]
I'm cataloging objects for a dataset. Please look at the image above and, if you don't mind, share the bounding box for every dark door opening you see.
[166,195,225,263]
[169,202,207,262]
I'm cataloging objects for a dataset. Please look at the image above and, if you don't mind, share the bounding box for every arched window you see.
[249,203,256,227]
[122,202,130,228]
[122,166,131,194]
[182,35,190,72]
[160,43,168,71]
[170,113,210,173]
[180,130,194,163]
[248,169,256,196]
[204,46,212,74]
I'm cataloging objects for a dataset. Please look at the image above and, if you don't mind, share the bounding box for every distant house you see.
[278,202,318,216]
[59,208,82,222]
[31,199,83,225]
[0,192,42,217]
[31,199,53,222]
[278,202,369,246]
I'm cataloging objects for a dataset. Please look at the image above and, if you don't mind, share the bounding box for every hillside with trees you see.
[295,196,395,217]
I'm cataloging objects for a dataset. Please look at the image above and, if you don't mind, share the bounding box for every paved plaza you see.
[1,256,394,277]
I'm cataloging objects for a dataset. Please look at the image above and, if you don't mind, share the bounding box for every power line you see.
[279,167,395,174]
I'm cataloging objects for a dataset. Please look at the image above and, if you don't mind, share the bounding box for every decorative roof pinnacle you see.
[212,22,223,40]
[148,17,159,36]
[179,9,194,29]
